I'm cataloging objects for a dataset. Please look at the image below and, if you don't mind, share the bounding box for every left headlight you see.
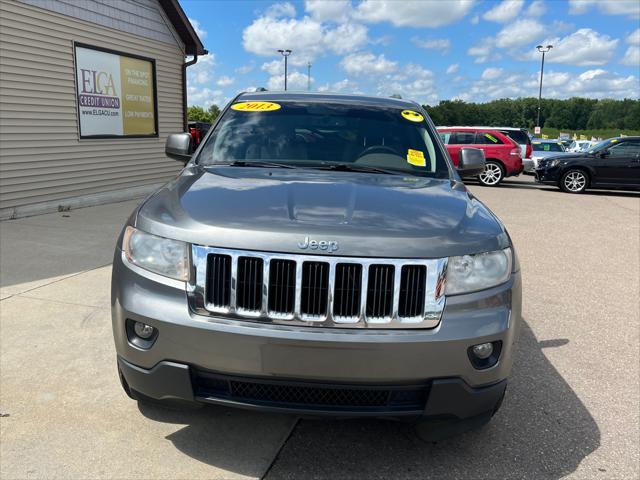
[445,248,512,295]
[548,159,562,168]
[123,226,190,281]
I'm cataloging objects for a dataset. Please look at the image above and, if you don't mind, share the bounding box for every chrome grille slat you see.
[189,246,448,329]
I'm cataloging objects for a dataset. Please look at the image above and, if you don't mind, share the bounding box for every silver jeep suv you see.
[112,92,521,435]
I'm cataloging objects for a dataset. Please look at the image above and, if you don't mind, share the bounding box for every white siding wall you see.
[0,0,186,219]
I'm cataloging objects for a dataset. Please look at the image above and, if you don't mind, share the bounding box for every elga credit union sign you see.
[74,44,158,138]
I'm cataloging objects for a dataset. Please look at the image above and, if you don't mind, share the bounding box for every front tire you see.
[478,161,504,186]
[560,169,588,193]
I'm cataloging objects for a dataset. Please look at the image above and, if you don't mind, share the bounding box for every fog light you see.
[472,342,493,359]
[134,321,155,339]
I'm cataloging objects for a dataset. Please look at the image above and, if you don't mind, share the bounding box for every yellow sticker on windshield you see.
[407,149,426,167]
[231,101,281,112]
[401,110,424,122]
[610,139,618,143]
[484,133,498,143]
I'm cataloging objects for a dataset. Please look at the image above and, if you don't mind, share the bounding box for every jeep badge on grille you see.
[298,236,339,253]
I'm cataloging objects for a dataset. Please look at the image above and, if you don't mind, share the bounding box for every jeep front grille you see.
[189,246,448,329]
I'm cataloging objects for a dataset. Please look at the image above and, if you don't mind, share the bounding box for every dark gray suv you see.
[112,92,521,436]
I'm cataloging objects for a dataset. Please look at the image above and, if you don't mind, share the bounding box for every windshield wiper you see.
[309,163,406,175]
[210,161,298,169]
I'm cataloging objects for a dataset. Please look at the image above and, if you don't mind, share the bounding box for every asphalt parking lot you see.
[1,176,638,479]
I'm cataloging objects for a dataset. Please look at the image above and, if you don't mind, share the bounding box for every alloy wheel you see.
[563,171,586,193]
[479,162,503,186]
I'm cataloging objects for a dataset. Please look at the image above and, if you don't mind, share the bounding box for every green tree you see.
[187,104,221,123]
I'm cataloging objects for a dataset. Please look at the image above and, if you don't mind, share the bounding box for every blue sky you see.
[181,0,640,107]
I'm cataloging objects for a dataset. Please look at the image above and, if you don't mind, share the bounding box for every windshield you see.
[502,129,529,145]
[196,101,449,177]
[588,139,613,153]
[532,142,564,152]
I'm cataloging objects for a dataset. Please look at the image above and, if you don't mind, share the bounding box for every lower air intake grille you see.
[301,261,329,316]
[236,257,263,311]
[366,265,395,318]
[193,370,429,412]
[399,265,426,317]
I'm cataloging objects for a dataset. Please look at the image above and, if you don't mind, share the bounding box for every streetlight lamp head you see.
[536,45,543,50]
[547,45,553,49]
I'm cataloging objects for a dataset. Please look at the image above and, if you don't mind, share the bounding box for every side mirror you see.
[458,147,485,175]
[165,133,193,163]
[599,150,609,158]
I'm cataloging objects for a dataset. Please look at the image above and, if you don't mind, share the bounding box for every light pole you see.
[536,44,552,130]
[277,49,292,90]
[307,61,311,91]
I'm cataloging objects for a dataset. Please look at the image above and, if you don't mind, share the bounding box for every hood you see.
[538,152,588,163]
[532,150,573,160]
[135,166,509,258]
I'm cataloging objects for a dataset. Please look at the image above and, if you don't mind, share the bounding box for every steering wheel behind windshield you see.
[355,145,400,160]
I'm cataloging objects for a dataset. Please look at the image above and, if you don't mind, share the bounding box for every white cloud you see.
[354,0,475,28]
[378,64,437,103]
[304,0,352,22]
[446,63,460,74]
[526,0,547,16]
[470,15,480,24]
[187,54,216,85]
[467,38,502,63]
[340,52,397,76]
[187,85,225,107]
[235,64,254,74]
[568,0,640,17]
[188,18,207,39]
[323,22,369,54]
[495,18,546,48]
[463,67,639,102]
[242,13,368,64]
[481,67,503,80]
[483,0,525,23]
[536,28,619,66]
[267,70,311,90]
[216,76,235,87]
[621,46,640,67]
[261,60,282,76]
[627,28,640,45]
[412,37,451,53]
[266,2,296,18]
[317,78,358,93]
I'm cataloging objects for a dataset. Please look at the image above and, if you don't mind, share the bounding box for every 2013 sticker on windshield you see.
[407,149,426,167]
[401,110,424,122]
[231,101,281,112]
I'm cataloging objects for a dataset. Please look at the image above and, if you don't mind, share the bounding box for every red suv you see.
[437,128,524,186]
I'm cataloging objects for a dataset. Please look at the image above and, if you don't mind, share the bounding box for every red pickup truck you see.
[437,127,524,186]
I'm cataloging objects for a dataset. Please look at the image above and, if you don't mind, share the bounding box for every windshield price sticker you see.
[231,101,281,112]
[484,133,498,143]
[407,149,426,166]
[401,110,424,122]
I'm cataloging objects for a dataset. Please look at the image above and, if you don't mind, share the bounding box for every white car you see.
[568,140,592,152]
[524,140,572,172]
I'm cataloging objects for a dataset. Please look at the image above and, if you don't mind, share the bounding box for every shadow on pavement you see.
[137,320,600,479]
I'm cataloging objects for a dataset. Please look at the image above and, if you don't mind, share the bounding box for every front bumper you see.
[535,166,562,184]
[112,251,521,418]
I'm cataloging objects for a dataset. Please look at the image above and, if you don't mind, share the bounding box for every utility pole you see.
[536,44,553,131]
[307,62,311,91]
[277,49,292,90]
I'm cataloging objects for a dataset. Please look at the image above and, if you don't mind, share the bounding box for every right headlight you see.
[123,226,190,281]
[445,248,513,295]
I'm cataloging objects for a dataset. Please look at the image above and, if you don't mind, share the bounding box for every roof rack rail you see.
[389,94,402,99]
[255,87,268,92]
